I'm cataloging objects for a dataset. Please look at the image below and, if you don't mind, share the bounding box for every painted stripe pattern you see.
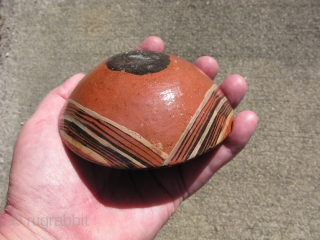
[60,100,167,168]
[59,84,233,169]
[163,84,233,165]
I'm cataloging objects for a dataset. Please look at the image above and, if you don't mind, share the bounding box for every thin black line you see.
[185,97,225,160]
[66,104,163,165]
[63,119,151,168]
[197,101,231,155]
[170,91,218,162]
[172,92,224,163]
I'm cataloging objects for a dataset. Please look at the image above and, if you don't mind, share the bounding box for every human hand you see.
[0,36,258,240]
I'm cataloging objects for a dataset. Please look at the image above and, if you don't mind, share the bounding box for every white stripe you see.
[216,111,234,144]
[60,131,111,167]
[187,99,226,160]
[63,115,146,168]
[163,84,218,166]
[68,99,168,160]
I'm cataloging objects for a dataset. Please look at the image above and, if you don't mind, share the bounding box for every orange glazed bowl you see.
[59,50,234,169]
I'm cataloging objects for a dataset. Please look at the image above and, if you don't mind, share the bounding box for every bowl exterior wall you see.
[59,53,234,169]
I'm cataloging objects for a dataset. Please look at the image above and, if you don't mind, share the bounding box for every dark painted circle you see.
[106,50,170,75]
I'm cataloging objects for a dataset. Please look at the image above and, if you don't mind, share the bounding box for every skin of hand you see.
[0,36,258,240]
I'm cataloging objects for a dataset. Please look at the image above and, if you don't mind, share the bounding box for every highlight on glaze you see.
[59,50,234,169]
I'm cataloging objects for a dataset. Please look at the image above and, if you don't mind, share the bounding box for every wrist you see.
[0,211,54,240]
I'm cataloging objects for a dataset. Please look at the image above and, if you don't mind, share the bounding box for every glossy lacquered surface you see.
[59,50,234,169]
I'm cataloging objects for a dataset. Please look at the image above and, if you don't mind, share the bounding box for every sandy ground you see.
[0,0,319,239]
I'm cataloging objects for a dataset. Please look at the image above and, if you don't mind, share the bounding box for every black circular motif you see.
[106,50,170,75]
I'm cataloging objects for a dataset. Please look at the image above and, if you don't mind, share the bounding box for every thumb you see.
[30,73,85,124]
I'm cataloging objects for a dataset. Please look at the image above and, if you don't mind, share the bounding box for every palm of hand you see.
[3,38,257,240]
[8,77,218,239]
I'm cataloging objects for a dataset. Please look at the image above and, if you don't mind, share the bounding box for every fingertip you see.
[227,110,258,152]
[235,110,259,129]
[53,73,85,100]
[136,36,165,52]
[70,73,86,80]
[245,110,259,125]
[27,73,85,126]
[227,74,247,92]
[194,56,219,79]
[220,74,247,109]
[66,73,86,86]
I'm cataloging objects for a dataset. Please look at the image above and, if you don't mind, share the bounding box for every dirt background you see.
[0,0,319,239]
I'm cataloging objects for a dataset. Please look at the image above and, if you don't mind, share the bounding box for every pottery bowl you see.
[59,50,234,169]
